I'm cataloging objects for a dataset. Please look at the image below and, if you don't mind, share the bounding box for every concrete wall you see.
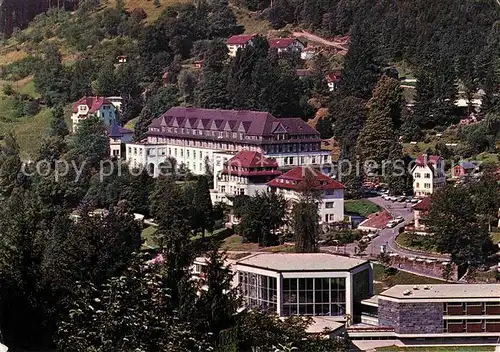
[387,254,458,281]
[378,299,443,334]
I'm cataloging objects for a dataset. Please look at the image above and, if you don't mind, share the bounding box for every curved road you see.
[323,196,450,261]
[367,196,450,261]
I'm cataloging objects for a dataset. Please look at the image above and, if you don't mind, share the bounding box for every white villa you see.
[71,96,117,133]
[411,154,446,198]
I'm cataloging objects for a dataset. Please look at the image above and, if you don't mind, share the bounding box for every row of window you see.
[415,182,432,189]
[414,172,431,178]
[444,320,500,333]
[239,272,278,312]
[444,302,500,316]
[282,278,346,317]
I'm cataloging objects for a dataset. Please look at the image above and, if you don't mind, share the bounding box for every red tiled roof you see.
[267,167,344,191]
[72,96,112,113]
[227,151,278,168]
[413,197,432,211]
[268,38,298,49]
[325,73,340,83]
[415,154,442,167]
[226,35,255,45]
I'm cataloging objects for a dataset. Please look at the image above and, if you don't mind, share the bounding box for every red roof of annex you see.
[222,151,281,177]
[267,167,344,191]
[413,196,432,211]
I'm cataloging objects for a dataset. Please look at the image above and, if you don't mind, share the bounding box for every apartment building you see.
[125,107,332,177]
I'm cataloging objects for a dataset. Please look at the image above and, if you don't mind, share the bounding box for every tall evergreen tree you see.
[339,24,382,99]
[356,76,401,175]
[49,105,69,138]
[292,170,321,253]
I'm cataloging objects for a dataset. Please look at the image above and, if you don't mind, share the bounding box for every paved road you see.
[323,196,450,261]
[367,197,450,260]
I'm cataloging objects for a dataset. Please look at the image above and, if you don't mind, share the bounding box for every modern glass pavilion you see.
[233,253,373,320]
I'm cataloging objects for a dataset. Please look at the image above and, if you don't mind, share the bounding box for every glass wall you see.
[282,277,346,316]
[239,271,277,311]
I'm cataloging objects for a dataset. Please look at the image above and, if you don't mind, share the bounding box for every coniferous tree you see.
[194,247,240,343]
[292,169,321,253]
[50,105,69,138]
[339,24,382,99]
[356,76,402,178]
[149,177,196,315]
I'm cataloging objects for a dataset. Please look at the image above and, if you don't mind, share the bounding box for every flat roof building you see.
[194,253,373,325]
[355,284,500,340]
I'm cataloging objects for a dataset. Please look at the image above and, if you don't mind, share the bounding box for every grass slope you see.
[344,199,381,217]
[373,263,446,294]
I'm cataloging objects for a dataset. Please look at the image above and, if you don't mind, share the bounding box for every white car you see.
[395,216,404,223]
[387,220,397,228]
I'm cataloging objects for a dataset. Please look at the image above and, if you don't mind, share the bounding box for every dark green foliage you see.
[425,184,496,268]
[185,176,214,238]
[356,76,401,166]
[292,170,322,253]
[327,95,366,157]
[0,133,23,197]
[92,62,117,96]
[238,310,350,352]
[67,115,109,169]
[33,44,70,106]
[56,255,213,352]
[49,105,69,138]
[194,247,240,340]
[339,25,382,100]
[233,192,288,246]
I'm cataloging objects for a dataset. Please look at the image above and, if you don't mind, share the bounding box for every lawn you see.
[373,263,446,294]
[491,229,500,245]
[376,346,495,352]
[108,0,193,23]
[344,199,380,217]
[0,100,54,159]
[141,225,158,250]
[221,234,296,252]
[395,232,440,254]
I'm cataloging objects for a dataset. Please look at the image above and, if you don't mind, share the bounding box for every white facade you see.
[274,187,345,224]
[412,155,446,198]
[71,98,116,133]
[126,139,331,176]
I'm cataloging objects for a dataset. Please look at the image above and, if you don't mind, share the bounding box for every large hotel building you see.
[125,107,332,177]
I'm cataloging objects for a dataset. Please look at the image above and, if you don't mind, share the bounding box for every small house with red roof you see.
[267,166,345,225]
[451,161,477,179]
[326,70,341,91]
[412,196,432,233]
[268,38,305,54]
[211,150,281,204]
[71,96,117,133]
[226,34,255,57]
[411,154,446,198]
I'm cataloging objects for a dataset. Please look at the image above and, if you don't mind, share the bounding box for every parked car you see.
[367,232,379,240]
[382,194,390,200]
[389,196,398,202]
[395,216,404,223]
[387,220,397,228]
[397,196,405,202]
[411,198,419,203]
